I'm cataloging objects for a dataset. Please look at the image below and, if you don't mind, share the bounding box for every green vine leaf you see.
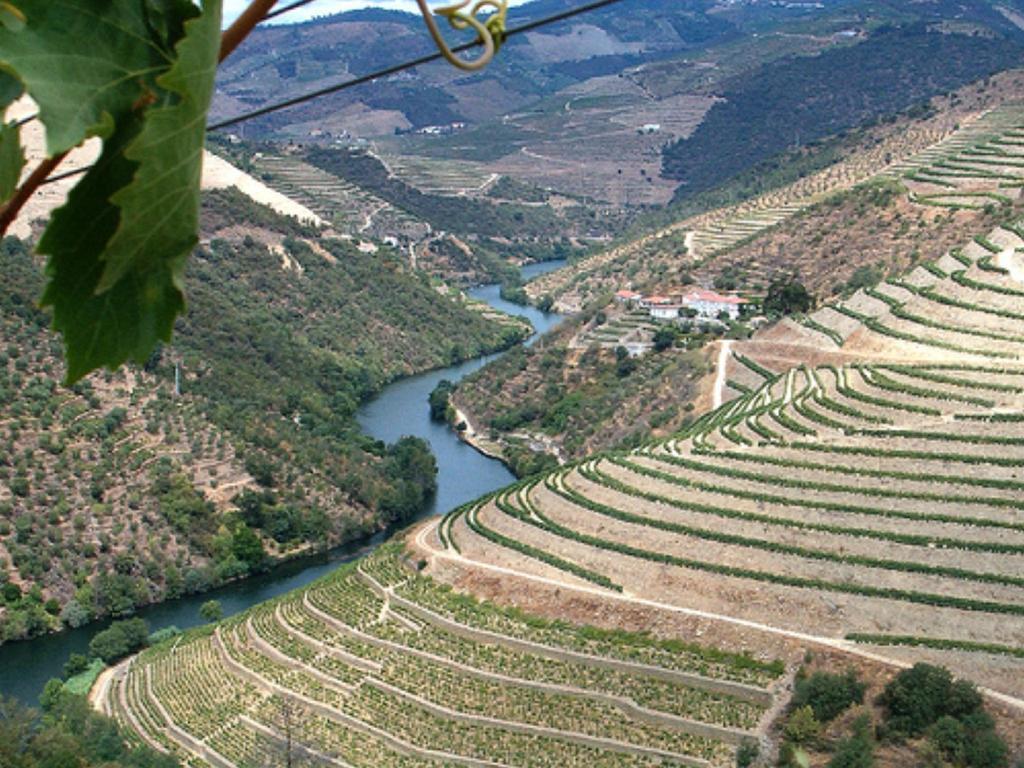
[0,69,24,204]
[0,1,193,156]
[26,0,222,383]
[0,119,24,202]
[99,0,221,293]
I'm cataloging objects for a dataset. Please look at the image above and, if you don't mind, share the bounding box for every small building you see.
[638,123,661,135]
[650,304,682,321]
[681,290,748,320]
[615,289,642,306]
[639,295,673,310]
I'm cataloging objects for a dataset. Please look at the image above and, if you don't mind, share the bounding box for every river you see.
[0,259,566,706]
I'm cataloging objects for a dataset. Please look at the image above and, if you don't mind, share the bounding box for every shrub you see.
[88,618,149,664]
[199,600,222,622]
[785,705,821,744]
[829,714,874,768]
[792,669,866,723]
[879,664,978,736]
[736,739,759,768]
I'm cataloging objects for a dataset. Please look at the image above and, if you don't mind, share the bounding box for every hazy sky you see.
[224,0,531,25]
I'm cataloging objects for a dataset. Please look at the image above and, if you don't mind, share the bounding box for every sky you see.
[224,0,531,25]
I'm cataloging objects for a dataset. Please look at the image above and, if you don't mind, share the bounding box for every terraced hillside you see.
[428,225,1024,702]
[101,544,784,768]
[251,154,431,242]
[527,74,1024,309]
[889,103,1024,209]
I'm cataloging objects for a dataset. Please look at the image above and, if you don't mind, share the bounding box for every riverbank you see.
[0,259,568,706]
[450,404,507,461]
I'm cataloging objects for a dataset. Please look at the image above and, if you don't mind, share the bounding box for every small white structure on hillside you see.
[650,304,682,320]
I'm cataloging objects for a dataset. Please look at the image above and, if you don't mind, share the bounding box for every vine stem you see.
[0,151,66,236]
[220,0,278,62]
[0,0,276,236]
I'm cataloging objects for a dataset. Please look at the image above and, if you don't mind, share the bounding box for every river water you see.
[0,260,565,705]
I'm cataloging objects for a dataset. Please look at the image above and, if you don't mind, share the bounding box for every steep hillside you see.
[425,223,1024,706]
[214,0,1024,208]
[662,23,1024,198]
[0,190,528,644]
[101,543,787,768]
[92,224,1024,768]
[451,319,710,470]
[528,71,1024,308]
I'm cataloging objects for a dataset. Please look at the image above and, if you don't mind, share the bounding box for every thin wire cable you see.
[263,0,318,21]
[40,0,630,185]
[215,0,628,129]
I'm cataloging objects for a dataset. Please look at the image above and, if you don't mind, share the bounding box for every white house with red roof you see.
[681,290,747,320]
[614,289,642,306]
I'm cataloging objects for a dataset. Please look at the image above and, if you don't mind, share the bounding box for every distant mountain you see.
[213,0,1024,210]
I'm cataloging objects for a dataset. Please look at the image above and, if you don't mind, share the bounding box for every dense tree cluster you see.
[0,692,177,768]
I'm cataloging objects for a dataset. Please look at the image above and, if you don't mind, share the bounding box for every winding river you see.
[0,260,566,705]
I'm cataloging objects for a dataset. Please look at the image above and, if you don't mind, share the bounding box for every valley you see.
[4,2,1024,767]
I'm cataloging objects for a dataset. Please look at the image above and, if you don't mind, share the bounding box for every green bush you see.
[88,618,149,664]
[828,714,874,768]
[792,670,866,723]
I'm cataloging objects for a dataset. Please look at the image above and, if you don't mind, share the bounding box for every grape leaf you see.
[0,0,186,156]
[0,119,23,203]
[0,69,21,107]
[36,0,221,383]
[99,0,222,293]
[0,69,24,204]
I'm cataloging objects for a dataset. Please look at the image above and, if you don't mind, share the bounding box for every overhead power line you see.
[40,0,630,185]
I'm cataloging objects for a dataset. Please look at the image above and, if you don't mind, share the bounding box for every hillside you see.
[212,0,1024,210]
[449,76,1024,465]
[527,70,1024,308]
[425,222,1024,707]
[0,190,528,645]
[90,223,1024,768]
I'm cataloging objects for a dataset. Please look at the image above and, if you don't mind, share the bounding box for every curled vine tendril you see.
[415,0,509,71]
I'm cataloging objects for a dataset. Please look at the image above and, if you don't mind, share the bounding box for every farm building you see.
[681,289,747,320]
[650,303,682,320]
[614,289,642,305]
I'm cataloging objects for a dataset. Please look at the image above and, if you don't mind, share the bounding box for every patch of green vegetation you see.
[1,690,177,768]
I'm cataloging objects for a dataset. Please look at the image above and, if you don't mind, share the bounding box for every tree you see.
[736,739,759,768]
[653,326,676,352]
[88,618,149,664]
[764,276,812,316]
[784,705,820,745]
[791,669,866,723]
[829,714,874,768]
[428,380,455,421]
[62,654,89,680]
[199,600,223,622]
[880,664,967,736]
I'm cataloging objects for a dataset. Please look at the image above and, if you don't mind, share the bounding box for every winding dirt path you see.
[712,340,733,410]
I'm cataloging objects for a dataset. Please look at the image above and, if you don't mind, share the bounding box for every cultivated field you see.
[435,225,1024,701]
[251,154,431,241]
[102,544,785,768]
[887,103,1024,209]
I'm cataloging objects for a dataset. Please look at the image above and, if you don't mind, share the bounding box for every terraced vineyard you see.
[252,154,431,241]
[887,103,1024,209]
[527,98,1023,307]
[437,224,1024,700]
[576,310,658,350]
[381,154,499,197]
[102,544,783,768]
